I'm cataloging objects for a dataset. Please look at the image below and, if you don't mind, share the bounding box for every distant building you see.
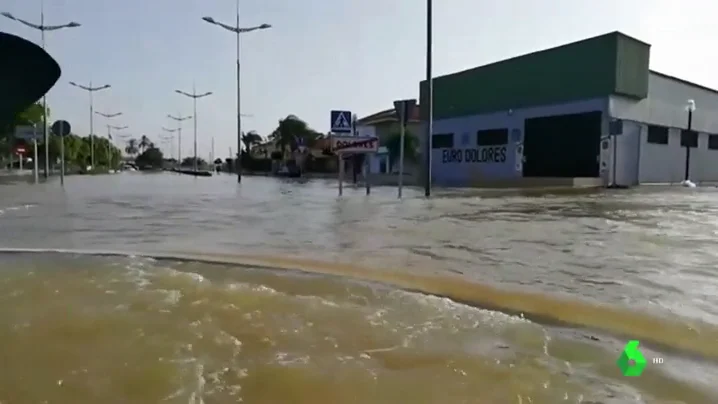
[418,31,718,187]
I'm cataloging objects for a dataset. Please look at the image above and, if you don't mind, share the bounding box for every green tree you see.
[14,102,49,127]
[138,135,151,152]
[241,131,262,153]
[135,146,164,169]
[125,138,139,156]
[1,102,51,157]
[268,115,322,155]
[384,131,419,170]
[181,156,206,167]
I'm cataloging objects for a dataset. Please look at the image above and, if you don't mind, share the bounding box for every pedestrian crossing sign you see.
[331,110,352,133]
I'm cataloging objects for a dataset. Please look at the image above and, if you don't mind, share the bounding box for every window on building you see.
[647,125,669,144]
[432,133,454,149]
[680,129,698,148]
[476,128,509,146]
[708,135,718,150]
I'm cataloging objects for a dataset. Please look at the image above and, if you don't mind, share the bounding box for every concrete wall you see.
[430,98,607,186]
[609,73,718,184]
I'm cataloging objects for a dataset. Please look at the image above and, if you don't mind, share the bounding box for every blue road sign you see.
[331,110,352,133]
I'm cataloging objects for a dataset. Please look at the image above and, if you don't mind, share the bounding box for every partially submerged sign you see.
[331,136,379,153]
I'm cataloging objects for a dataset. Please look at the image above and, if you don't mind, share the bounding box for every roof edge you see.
[422,31,651,83]
[649,70,718,97]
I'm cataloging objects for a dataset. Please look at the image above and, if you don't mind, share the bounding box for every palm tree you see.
[138,135,151,152]
[125,138,139,156]
[241,131,262,155]
[269,115,321,156]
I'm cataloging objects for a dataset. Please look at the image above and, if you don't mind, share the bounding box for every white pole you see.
[398,118,406,199]
[33,124,39,183]
[60,134,65,186]
[338,154,344,196]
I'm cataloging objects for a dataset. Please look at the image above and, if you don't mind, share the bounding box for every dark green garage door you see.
[523,111,602,178]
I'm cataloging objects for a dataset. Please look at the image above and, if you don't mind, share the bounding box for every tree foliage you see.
[135,146,164,169]
[241,131,262,153]
[268,115,323,154]
[384,131,419,170]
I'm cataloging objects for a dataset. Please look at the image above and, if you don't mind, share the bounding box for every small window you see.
[708,135,718,150]
[680,130,698,148]
[477,128,509,146]
[647,125,669,144]
[432,133,454,149]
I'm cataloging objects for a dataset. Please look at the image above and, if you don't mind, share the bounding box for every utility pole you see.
[168,114,191,168]
[175,85,212,172]
[202,4,271,183]
[2,4,81,177]
[70,81,111,169]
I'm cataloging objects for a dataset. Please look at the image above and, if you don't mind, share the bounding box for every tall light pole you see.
[69,81,111,169]
[160,134,174,159]
[175,85,212,172]
[161,127,178,164]
[96,111,122,169]
[108,124,127,170]
[423,0,434,197]
[2,5,81,178]
[683,99,697,183]
[168,114,192,168]
[202,5,271,183]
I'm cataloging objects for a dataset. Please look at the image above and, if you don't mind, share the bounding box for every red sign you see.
[14,146,26,155]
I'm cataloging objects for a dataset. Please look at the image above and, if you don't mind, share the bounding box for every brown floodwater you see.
[1,173,717,403]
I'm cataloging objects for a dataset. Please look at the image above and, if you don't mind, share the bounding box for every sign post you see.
[330,134,379,197]
[14,125,41,182]
[14,145,26,171]
[393,99,417,198]
[51,120,72,186]
[33,126,38,183]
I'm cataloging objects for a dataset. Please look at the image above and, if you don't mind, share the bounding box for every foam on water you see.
[0,250,716,403]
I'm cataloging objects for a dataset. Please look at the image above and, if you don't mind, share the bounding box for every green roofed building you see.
[418,31,718,187]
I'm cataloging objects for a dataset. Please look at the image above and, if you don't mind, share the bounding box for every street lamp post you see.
[168,114,192,168]
[161,127,178,165]
[202,4,271,183]
[95,111,123,170]
[108,124,128,170]
[2,4,81,178]
[424,0,434,197]
[175,85,212,172]
[159,134,174,159]
[683,99,697,183]
[69,81,111,169]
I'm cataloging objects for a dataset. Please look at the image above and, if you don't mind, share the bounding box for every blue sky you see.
[2,0,715,160]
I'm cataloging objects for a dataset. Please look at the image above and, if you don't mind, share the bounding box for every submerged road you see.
[1,172,717,403]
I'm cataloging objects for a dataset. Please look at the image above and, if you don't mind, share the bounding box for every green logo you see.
[617,340,647,376]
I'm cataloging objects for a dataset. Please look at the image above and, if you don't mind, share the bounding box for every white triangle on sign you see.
[334,112,350,129]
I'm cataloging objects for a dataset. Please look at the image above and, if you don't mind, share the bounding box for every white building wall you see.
[609,72,718,185]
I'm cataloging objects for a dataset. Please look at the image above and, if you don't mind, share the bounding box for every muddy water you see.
[1,173,718,403]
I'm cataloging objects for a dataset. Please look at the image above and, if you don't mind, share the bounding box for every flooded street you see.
[1,172,718,403]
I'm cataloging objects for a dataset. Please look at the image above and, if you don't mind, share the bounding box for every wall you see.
[420,32,649,122]
[431,98,607,186]
[609,73,718,184]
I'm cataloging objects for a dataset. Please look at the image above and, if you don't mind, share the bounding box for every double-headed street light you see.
[96,111,123,168]
[2,5,81,178]
[69,81,111,169]
[108,125,127,169]
[168,114,192,167]
[202,5,271,183]
[175,85,212,172]
[161,127,178,166]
